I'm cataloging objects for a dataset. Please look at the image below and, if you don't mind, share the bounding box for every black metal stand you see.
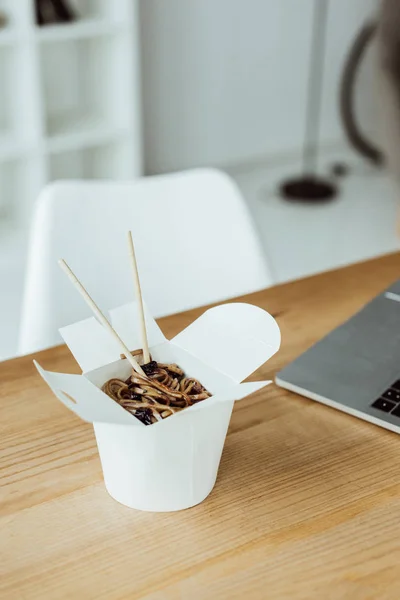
[279,0,338,203]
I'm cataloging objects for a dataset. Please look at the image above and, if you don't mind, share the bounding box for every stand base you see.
[279,176,338,203]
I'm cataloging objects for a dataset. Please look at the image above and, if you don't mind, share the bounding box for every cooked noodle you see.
[102,360,211,425]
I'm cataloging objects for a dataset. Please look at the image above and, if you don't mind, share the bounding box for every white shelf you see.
[40,36,114,138]
[45,113,125,154]
[0,0,142,226]
[0,29,19,47]
[49,138,133,180]
[0,45,19,139]
[67,0,130,24]
[0,158,23,220]
[0,134,27,160]
[36,18,126,43]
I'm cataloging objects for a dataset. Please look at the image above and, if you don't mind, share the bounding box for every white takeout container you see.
[35,301,280,512]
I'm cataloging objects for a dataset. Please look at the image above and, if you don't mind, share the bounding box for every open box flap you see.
[171,303,280,383]
[60,316,122,373]
[34,361,140,426]
[59,301,166,373]
[109,301,166,353]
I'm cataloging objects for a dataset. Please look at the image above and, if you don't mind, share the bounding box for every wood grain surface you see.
[2,252,400,600]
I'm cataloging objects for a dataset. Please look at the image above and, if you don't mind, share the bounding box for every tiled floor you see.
[231,152,399,283]
[0,152,398,360]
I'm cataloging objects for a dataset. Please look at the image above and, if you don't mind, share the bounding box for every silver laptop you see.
[276,279,400,434]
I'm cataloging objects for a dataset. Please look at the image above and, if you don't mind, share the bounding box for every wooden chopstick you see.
[127,231,151,364]
[58,259,145,376]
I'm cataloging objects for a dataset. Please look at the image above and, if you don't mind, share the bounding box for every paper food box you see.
[35,301,280,512]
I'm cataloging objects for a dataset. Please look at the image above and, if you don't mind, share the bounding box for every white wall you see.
[140,0,378,174]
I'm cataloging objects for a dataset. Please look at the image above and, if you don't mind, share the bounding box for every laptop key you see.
[391,380,400,392]
[371,398,397,412]
[382,389,400,403]
[391,404,400,418]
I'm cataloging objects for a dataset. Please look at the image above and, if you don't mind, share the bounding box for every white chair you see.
[18,168,272,355]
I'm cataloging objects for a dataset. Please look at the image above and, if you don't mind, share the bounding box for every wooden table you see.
[2,253,400,600]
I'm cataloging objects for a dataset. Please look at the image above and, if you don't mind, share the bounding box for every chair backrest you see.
[18,168,272,355]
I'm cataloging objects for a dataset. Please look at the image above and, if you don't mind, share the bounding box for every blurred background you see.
[0,0,397,359]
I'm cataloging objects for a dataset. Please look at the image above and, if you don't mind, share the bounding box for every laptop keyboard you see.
[372,380,400,417]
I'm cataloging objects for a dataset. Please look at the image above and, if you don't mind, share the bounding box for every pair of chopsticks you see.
[59,232,150,377]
